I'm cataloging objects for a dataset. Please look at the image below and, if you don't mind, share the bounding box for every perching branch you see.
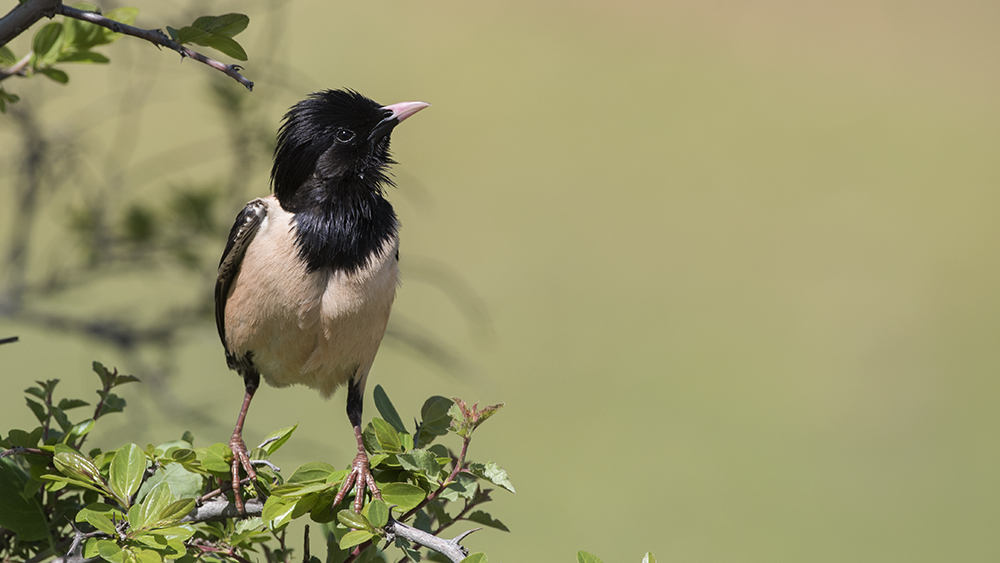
[180,501,474,563]
[55,4,254,91]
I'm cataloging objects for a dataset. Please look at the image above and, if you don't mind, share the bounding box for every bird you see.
[214,89,429,513]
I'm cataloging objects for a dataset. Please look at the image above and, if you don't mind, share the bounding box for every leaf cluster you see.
[0,366,513,563]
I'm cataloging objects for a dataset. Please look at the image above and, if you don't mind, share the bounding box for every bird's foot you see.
[333,449,382,513]
[229,433,258,514]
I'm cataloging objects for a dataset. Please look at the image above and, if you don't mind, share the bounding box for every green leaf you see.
[0,46,17,66]
[58,398,90,410]
[460,554,487,563]
[60,51,110,63]
[417,396,453,445]
[97,392,127,416]
[440,473,478,502]
[469,462,515,493]
[262,495,296,530]
[0,458,49,541]
[339,529,374,550]
[577,552,604,563]
[93,362,114,387]
[365,499,388,528]
[641,553,656,563]
[171,26,247,60]
[337,509,372,531]
[379,483,425,511]
[191,14,249,38]
[372,418,401,453]
[259,423,297,455]
[32,22,64,66]
[397,449,441,477]
[137,463,201,502]
[373,385,406,433]
[97,540,124,563]
[287,461,336,484]
[155,498,196,527]
[24,398,47,423]
[38,474,111,497]
[134,482,173,530]
[53,444,106,488]
[75,503,123,535]
[50,406,72,432]
[466,510,509,532]
[110,443,145,507]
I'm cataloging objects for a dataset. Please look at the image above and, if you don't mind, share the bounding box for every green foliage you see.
[0,371,512,563]
[166,14,250,61]
[0,4,250,112]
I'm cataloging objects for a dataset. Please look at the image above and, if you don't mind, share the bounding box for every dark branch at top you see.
[56,5,253,91]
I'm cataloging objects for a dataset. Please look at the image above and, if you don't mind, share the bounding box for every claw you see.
[229,433,258,513]
[333,449,382,512]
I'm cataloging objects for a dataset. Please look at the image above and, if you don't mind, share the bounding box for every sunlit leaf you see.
[109,444,145,507]
[339,529,374,550]
[379,483,425,511]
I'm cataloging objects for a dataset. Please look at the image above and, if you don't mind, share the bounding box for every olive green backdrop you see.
[2,0,998,561]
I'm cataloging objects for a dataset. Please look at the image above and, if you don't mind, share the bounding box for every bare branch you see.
[0,336,18,345]
[385,519,474,563]
[0,0,60,48]
[56,5,254,91]
[0,52,33,82]
[180,499,264,523]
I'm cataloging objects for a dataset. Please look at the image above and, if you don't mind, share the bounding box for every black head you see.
[269,89,428,273]
[271,89,428,212]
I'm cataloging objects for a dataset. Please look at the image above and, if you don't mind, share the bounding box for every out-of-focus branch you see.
[0,0,60,48]
[56,5,253,91]
[0,52,33,82]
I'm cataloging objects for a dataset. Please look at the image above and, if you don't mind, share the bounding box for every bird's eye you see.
[335,129,355,144]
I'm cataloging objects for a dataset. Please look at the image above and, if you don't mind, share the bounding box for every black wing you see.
[215,199,268,365]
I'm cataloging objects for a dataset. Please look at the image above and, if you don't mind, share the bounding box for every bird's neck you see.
[285,177,397,274]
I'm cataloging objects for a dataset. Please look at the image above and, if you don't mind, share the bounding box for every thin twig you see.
[55,5,253,91]
[0,335,19,345]
[0,52,32,82]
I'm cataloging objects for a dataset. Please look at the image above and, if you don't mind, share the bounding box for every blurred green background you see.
[2,0,999,561]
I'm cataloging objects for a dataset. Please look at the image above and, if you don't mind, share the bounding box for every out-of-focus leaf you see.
[32,22,63,66]
[641,553,656,563]
[0,459,49,541]
[58,398,90,410]
[460,554,487,563]
[96,540,124,563]
[24,398,46,423]
[339,530,374,550]
[191,14,249,37]
[0,46,17,66]
[577,552,604,563]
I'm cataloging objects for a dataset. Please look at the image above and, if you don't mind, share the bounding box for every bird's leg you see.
[229,385,258,514]
[333,378,383,512]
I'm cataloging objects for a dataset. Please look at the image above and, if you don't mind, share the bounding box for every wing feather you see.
[215,199,268,366]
